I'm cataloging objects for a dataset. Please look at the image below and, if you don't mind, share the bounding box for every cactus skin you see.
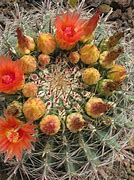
[0,2,133,180]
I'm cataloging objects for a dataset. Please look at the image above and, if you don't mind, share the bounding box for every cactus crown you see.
[0,1,133,179]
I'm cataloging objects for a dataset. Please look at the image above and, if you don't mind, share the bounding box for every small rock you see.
[114,0,131,7]
[110,9,122,20]
[127,7,133,19]
[131,165,134,171]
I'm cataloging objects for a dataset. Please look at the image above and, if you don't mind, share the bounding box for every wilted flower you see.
[23,98,46,121]
[0,56,24,94]
[55,11,85,50]
[99,47,123,68]
[85,97,111,118]
[107,64,127,82]
[22,82,38,97]
[80,44,100,64]
[37,33,56,54]
[16,28,35,55]
[38,54,50,66]
[69,51,80,64]
[0,116,36,161]
[81,10,100,42]
[18,55,37,74]
[66,112,85,133]
[5,101,22,117]
[98,79,119,96]
[82,67,100,85]
[40,115,61,135]
[107,31,124,48]
[99,32,124,51]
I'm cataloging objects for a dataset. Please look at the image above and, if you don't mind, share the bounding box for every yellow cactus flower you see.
[23,98,46,121]
[85,97,111,118]
[18,55,37,74]
[5,101,22,117]
[22,82,38,97]
[40,115,61,135]
[82,67,100,85]
[38,54,50,66]
[69,51,80,64]
[99,47,123,68]
[80,44,100,64]
[37,33,56,54]
[66,112,85,133]
[107,64,127,82]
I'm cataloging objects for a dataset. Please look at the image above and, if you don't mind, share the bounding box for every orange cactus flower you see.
[0,56,24,94]
[0,116,36,161]
[55,11,85,50]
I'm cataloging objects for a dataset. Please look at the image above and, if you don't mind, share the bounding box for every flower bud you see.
[97,79,118,96]
[82,67,100,85]
[18,55,37,74]
[107,64,127,82]
[80,44,100,64]
[69,51,80,64]
[85,97,111,118]
[37,33,56,54]
[23,98,46,121]
[38,54,50,66]
[22,82,38,97]
[5,101,22,117]
[99,47,123,68]
[40,115,61,135]
[66,113,85,133]
[16,28,35,55]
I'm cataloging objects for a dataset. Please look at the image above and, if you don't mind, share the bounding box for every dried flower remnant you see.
[0,116,36,161]
[107,64,127,82]
[81,10,101,42]
[5,101,22,117]
[107,32,124,48]
[16,28,35,55]
[40,115,61,135]
[0,56,24,94]
[98,79,119,96]
[99,47,124,68]
[23,98,46,121]
[85,97,111,118]
[66,112,85,133]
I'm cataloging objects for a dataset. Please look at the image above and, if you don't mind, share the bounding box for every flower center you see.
[63,26,74,37]
[2,73,15,84]
[6,128,19,143]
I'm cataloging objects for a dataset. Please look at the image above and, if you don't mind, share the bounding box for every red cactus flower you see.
[55,11,86,50]
[0,116,36,161]
[0,56,24,94]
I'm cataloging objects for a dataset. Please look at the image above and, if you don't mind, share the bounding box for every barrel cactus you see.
[0,1,133,179]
